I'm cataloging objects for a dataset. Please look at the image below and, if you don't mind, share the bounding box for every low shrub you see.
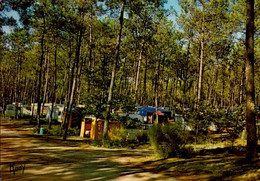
[148,123,190,158]
[101,126,128,148]
[67,127,80,136]
[112,115,142,129]
[108,126,128,141]
[48,126,62,136]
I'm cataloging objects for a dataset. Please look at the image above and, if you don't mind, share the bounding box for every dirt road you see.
[0,119,176,181]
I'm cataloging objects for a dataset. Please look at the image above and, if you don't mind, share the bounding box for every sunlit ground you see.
[1,118,259,181]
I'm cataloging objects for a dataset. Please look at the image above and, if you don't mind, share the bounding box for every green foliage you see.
[101,126,128,148]
[112,95,136,113]
[108,126,128,141]
[186,105,246,147]
[187,105,245,134]
[148,123,189,158]
[111,114,142,129]
[1,0,260,148]
[123,118,142,129]
[67,127,80,136]
[47,126,62,136]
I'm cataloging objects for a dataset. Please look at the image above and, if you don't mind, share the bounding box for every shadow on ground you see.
[1,119,259,181]
[1,119,171,181]
[137,146,260,180]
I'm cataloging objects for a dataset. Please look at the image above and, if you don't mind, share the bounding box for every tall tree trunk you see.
[208,74,214,106]
[14,54,19,119]
[213,68,218,108]
[18,55,22,115]
[155,57,160,123]
[119,58,127,94]
[60,62,69,104]
[245,0,257,161]
[142,57,148,105]
[164,73,170,107]
[37,16,46,128]
[197,6,205,105]
[61,41,73,136]
[221,72,225,108]
[42,51,50,112]
[103,0,125,138]
[88,5,93,73]
[135,40,144,104]
[63,26,84,141]
[239,66,245,104]
[49,43,58,129]
[23,72,28,104]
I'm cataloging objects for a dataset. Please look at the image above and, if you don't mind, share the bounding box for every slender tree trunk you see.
[239,66,245,104]
[193,74,197,109]
[23,72,28,104]
[49,43,58,129]
[221,74,225,108]
[60,63,69,104]
[61,41,73,135]
[155,58,160,123]
[208,74,214,106]
[14,55,19,119]
[37,16,46,128]
[142,57,148,105]
[197,7,205,105]
[42,51,50,111]
[103,0,125,138]
[119,58,127,94]
[213,68,218,108]
[164,73,170,107]
[18,55,22,117]
[63,26,84,141]
[245,0,257,161]
[135,40,144,104]
[88,8,93,73]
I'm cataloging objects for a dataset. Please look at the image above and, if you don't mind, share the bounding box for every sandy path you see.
[0,119,176,181]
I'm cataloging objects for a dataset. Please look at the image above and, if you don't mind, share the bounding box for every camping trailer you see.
[45,104,65,123]
[31,103,54,117]
[5,103,32,118]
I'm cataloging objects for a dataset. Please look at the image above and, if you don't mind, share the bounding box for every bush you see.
[48,126,62,136]
[117,115,142,129]
[148,123,189,158]
[46,126,79,136]
[67,127,80,136]
[101,126,128,148]
[108,126,128,141]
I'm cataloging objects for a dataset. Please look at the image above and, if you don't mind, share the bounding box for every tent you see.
[118,113,144,123]
[137,107,166,116]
